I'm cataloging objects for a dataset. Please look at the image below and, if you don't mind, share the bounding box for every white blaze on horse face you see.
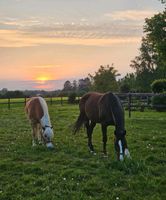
[118,140,124,161]
[124,148,131,158]
[44,127,54,140]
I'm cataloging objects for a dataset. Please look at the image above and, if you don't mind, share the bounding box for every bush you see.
[151,93,166,112]
[151,79,166,93]
[68,92,76,104]
[120,83,130,93]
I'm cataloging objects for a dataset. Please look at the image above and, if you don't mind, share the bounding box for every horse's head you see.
[114,130,130,161]
[42,126,54,148]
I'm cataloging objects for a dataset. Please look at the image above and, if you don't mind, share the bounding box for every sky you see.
[0,0,164,91]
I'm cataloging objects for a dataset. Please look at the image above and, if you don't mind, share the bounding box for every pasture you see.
[0,104,165,200]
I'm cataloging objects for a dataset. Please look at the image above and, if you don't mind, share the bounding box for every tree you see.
[89,64,120,92]
[4,90,24,98]
[151,79,166,111]
[63,80,72,91]
[151,79,166,93]
[120,73,137,92]
[159,0,166,4]
[130,43,156,92]
[130,10,166,92]
[68,92,77,104]
[72,80,77,91]
[78,77,91,91]
[0,88,8,95]
[144,10,166,78]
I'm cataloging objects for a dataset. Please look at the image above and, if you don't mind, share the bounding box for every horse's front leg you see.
[37,124,43,145]
[101,124,107,155]
[31,122,38,147]
[85,121,96,153]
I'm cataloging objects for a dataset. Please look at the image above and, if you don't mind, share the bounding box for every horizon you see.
[0,0,164,91]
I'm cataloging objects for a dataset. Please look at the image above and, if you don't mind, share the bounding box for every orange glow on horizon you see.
[33,84,53,90]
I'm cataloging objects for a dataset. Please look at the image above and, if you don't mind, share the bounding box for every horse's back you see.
[80,92,103,122]
[25,97,44,122]
[79,92,120,125]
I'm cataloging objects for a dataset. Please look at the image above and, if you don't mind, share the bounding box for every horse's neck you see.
[115,117,125,132]
[40,113,51,127]
[38,97,51,127]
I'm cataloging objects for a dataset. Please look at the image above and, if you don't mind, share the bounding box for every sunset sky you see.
[0,0,164,90]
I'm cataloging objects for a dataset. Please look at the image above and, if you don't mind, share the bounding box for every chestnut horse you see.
[25,96,54,148]
[74,92,130,160]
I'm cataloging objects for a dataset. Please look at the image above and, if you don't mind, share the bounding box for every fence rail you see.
[0,96,78,108]
[0,93,165,117]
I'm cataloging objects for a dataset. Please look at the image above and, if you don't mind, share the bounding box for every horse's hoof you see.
[38,142,43,145]
[89,150,94,154]
[89,150,96,155]
[32,143,37,147]
[101,152,108,158]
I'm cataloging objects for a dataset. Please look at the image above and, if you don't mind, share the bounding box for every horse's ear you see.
[99,93,111,122]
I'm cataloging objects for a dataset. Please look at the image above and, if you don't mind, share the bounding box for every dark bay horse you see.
[74,92,130,161]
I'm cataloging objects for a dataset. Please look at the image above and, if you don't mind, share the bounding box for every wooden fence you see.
[0,93,165,117]
[116,93,154,117]
[0,96,69,109]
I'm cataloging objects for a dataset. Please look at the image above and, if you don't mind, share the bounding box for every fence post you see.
[24,97,27,106]
[50,97,53,105]
[8,98,10,109]
[147,95,150,106]
[128,93,131,118]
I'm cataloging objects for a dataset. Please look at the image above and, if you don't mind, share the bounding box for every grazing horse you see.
[25,96,54,148]
[74,92,130,161]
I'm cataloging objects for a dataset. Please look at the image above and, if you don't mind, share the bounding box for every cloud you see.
[0,17,42,28]
[0,28,141,48]
[0,10,150,48]
[32,65,57,69]
[0,19,142,48]
[104,9,157,21]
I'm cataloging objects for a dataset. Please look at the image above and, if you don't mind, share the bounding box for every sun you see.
[33,74,54,90]
[35,75,52,84]
[36,76,49,82]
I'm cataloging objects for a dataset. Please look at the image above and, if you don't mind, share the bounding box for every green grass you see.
[0,105,165,200]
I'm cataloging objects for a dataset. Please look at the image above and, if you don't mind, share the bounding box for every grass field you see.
[0,104,166,200]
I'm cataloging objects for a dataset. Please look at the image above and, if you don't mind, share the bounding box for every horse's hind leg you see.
[101,124,107,155]
[85,121,96,153]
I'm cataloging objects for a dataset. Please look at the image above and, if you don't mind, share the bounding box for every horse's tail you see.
[73,93,90,134]
[73,111,86,134]
[73,93,91,134]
